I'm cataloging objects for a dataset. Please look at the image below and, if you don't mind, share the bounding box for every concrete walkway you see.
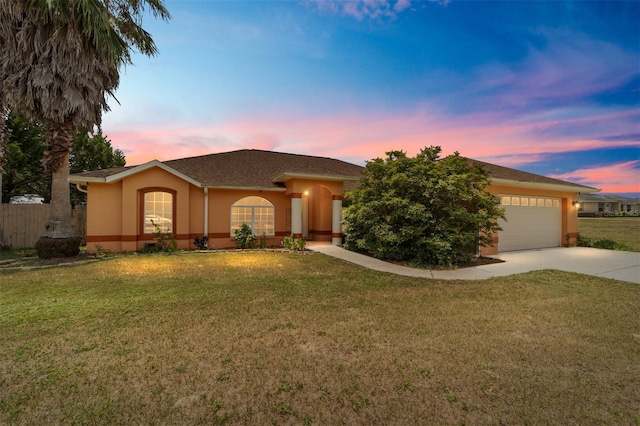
[307,242,640,284]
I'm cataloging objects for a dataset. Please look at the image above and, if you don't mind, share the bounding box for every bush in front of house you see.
[35,236,82,259]
[234,223,256,249]
[193,235,209,250]
[344,146,505,267]
[282,234,306,251]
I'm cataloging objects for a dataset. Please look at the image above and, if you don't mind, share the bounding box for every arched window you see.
[231,196,274,236]
[143,190,174,233]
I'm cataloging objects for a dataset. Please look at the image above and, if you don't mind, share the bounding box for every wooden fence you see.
[1,204,87,249]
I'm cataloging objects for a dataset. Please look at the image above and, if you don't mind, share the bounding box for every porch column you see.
[291,193,303,238]
[331,195,343,246]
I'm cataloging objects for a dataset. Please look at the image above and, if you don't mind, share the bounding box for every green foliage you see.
[234,223,256,249]
[69,128,126,204]
[282,234,306,251]
[34,236,82,259]
[577,233,592,247]
[344,146,504,266]
[193,235,209,250]
[577,233,631,251]
[592,239,618,250]
[1,112,49,203]
[1,113,126,204]
[149,220,177,252]
[259,233,268,249]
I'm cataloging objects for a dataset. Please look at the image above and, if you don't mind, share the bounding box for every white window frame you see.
[143,191,174,234]
[230,196,275,236]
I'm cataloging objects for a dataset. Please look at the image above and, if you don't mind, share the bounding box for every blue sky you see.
[102,0,640,195]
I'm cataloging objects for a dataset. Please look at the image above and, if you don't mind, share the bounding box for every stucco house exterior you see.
[69,150,363,252]
[577,193,640,216]
[69,149,598,254]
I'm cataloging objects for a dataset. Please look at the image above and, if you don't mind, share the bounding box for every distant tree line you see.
[1,111,126,205]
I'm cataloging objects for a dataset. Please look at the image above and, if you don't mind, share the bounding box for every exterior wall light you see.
[572,201,580,208]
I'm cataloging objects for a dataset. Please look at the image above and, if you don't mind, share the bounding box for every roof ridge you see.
[161,148,360,166]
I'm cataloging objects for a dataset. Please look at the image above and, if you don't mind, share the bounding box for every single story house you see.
[69,149,598,254]
[577,193,640,215]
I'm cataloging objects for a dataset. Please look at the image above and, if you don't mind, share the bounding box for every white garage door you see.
[498,195,562,252]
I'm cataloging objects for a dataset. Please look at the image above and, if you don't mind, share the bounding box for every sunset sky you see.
[102,0,640,195]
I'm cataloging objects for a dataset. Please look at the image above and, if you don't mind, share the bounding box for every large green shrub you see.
[344,146,505,266]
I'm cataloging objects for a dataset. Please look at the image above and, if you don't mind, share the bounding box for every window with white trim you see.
[144,191,173,233]
[231,196,274,236]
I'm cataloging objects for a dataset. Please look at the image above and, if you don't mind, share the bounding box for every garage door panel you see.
[498,196,561,252]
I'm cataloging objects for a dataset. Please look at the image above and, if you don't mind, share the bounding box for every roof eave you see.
[68,176,106,184]
[491,177,600,193]
[273,172,361,183]
[69,160,203,187]
[205,185,287,192]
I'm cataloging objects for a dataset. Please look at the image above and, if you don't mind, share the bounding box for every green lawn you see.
[1,252,639,424]
[579,217,640,251]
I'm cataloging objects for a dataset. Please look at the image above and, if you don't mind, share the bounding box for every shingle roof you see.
[466,158,598,191]
[71,149,365,189]
[69,149,597,193]
[71,166,131,179]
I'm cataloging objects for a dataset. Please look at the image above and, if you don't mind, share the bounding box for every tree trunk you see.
[35,119,81,258]
[43,120,76,238]
[0,170,6,250]
[0,111,8,249]
[44,149,75,238]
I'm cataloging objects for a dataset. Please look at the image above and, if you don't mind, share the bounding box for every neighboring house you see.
[578,193,640,215]
[69,149,599,254]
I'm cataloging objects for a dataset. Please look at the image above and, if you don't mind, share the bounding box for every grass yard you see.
[1,252,639,425]
[579,217,640,251]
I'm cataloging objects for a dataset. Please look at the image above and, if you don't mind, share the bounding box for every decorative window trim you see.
[138,188,177,235]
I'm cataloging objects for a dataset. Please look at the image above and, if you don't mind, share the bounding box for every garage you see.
[498,195,562,252]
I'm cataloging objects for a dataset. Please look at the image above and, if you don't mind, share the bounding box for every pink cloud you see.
[108,105,638,185]
[548,161,640,193]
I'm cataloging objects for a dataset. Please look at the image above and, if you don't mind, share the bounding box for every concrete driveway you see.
[308,243,640,284]
[484,247,640,284]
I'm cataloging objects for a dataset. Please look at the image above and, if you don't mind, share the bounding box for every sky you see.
[102,0,640,196]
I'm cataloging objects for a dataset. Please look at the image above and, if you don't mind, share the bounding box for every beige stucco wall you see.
[85,167,345,252]
[308,185,334,241]
[205,189,291,248]
[285,179,343,196]
[85,181,123,252]
[86,167,192,252]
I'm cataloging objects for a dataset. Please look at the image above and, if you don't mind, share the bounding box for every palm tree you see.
[0,108,10,250]
[0,0,169,257]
